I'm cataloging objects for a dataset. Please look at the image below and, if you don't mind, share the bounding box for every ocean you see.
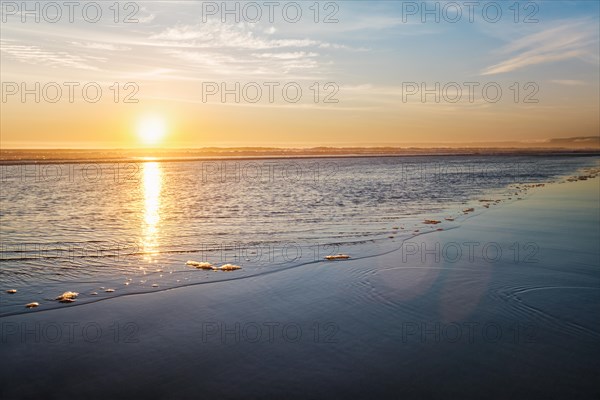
[1,154,598,316]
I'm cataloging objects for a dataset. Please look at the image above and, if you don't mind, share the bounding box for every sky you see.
[0,0,599,148]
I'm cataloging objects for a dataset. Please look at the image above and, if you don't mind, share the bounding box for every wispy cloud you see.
[481,18,599,75]
[136,7,156,23]
[0,40,103,70]
[149,22,321,50]
[69,42,131,51]
[163,48,321,76]
[147,21,341,78]
[252,52,318,60]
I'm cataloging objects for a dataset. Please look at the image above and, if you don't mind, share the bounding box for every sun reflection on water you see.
[142,162,162,261]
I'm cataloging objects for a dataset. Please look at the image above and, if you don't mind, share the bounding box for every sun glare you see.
[137,116,166,146]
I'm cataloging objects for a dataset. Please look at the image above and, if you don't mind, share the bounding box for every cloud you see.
[149,22,326,50]
[69,42,131,51]
[137,10,156,23]
[163,48,320,76]
[252,52,318,60]
[147,21,340,78]
[0,40,102,70]
[481,19,599,75]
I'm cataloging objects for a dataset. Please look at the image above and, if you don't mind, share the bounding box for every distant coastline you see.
[1,145,599,165]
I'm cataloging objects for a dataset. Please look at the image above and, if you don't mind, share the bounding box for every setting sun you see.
[137,116,167,146]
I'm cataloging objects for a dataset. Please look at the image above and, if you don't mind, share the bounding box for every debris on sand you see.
[152,284,159,287]
[105,289,115,293]
[25,302,39,309]
[325,254,350,260]
[444,217,455,221]
[423,220,441,225]
[56,291,78,302]
[463,208,475,213]
[90,292,98,296]
[186,261,213,269]
[6,289,17,294]
[186,260,202,266]
[436,228,443,231]
[218,264,243,271]
[483,204,490,208]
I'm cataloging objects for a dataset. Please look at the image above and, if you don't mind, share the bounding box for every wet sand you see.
[1,179,599,399]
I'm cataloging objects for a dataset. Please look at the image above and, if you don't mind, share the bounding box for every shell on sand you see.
[55,291,78,301]
[463,208,475,213]
[6,289,17,294]
[325,254,350,260]
[423,220,441,225]
[218,264,243,271]
[105,289,115,293]
[445,217,455,221]
[25,302,40,308]
[152,284,159,287]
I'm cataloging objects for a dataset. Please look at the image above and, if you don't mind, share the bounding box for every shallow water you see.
[1,155,598,315]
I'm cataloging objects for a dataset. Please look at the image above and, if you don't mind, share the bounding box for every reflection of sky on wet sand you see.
[371,240,492,323]
[142,162,162,262]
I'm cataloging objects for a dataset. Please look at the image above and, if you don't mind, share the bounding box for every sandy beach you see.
[1,177,598,399]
